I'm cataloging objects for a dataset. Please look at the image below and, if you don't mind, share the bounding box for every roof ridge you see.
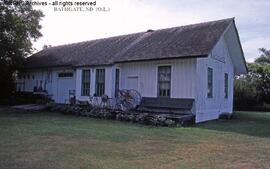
[25,18,235,69]
[40,17,234,52]
[150,17,234,32]
[43,32,144,51]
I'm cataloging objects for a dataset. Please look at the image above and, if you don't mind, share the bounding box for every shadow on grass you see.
[197,111,270,138]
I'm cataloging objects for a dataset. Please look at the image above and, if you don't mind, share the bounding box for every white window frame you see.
[115,68,120,97]
[81,69,91,96]
[95,68,106,97]
[58,72,73,79]
[224,73,229,99]
[207,67,213,98]
[157,65,172,97]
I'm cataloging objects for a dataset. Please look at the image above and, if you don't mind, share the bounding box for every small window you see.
[95,69,105,97]
[58,72,73,78]
[115,68,120,97]
[81,69,91,96]
[207,67,213,98]
[224,73,228,98]
[158,66,171,97]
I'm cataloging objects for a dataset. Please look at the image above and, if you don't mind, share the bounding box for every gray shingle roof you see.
[25,18,234,69]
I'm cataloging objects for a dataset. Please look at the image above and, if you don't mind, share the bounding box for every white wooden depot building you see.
[17,18,247,123]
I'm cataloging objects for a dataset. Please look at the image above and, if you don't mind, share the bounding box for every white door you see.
[127,76,139,91]
[56,72,75,103]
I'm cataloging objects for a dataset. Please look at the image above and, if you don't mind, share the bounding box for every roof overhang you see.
[223,20,248,75]
[114,54,208,64]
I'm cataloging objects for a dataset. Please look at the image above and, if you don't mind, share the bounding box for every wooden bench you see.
[139,97,194,114]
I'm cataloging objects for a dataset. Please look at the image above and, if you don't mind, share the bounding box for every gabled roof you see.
[25,18,236,69]
[223,20,248,74]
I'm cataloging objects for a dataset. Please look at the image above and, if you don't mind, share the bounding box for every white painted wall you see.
[19,71,44,92]
[19,45,235,123]
[18,33,237,123]
[195,36,234,123]
[75,66,115,102]
[224,23,247,75]
[18,68,76,104]
[54,70,76,103]
[118,58,197,99]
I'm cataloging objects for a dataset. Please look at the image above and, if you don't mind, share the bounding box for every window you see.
[207,67,213,98]
[224,73,228,98]
[58,72,73,78]
[95,69,105,96]
[115,68,120,97]
[81,69,91,96]
[158,66,171,97]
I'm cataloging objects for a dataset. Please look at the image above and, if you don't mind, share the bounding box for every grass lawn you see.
[0,107,270,169]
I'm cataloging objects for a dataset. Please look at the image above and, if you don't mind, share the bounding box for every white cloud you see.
[242,36,270,62]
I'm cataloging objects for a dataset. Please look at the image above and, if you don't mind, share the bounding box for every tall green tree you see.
[251,48,270,103]
[0,0,44,103]
[234,48,270,110]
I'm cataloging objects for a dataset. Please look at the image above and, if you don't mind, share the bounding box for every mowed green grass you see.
[0,107,270,169]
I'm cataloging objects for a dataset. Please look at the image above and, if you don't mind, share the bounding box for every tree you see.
[234,75,258,110]
[255,48,270,64]
[42,44,52,49]
[251,48,270,104]
[0,0,44,103]
[234,48,270,110]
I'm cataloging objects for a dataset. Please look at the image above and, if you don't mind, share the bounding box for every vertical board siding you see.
[224,24,246,75]
[19,68,76,104]
[75,69,82,99]
[76,66,114,102]
[119,58,197,99]
[196,35,234,123]
[55,70,76,103]
[20,43,233,116]
[104,66,114,98]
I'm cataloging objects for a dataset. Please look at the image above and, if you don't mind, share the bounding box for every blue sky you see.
[34,0,270,62]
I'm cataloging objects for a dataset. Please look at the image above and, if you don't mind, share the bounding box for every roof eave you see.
[232,20,248,74]
[114,54,208,64]
[22,64,74,70]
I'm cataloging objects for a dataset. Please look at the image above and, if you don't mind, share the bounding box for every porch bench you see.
[139,97,194,114]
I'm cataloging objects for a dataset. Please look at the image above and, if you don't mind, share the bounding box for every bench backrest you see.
[140,97,194,110]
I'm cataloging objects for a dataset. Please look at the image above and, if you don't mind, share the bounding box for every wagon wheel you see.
[118,89,128,101]
[128,89,142,109]
[117,89,132,111]
[117,89,141,111]
[121,99,134,111]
